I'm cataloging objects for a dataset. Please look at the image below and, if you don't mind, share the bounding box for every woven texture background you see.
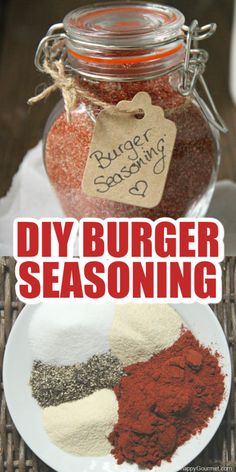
[0,257,235,472]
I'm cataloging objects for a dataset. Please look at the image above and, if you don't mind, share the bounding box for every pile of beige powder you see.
[43,389,118,456]
[110,303,182,366]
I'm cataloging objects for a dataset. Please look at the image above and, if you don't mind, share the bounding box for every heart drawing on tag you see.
[129,180,148,198]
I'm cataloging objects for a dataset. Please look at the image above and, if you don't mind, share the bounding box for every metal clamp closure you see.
[179,20,227,133]
[34,23,66,72]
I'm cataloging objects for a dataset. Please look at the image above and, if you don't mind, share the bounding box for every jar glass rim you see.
[63,1,185,49]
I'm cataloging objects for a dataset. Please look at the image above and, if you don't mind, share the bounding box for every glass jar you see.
[35,2,227,220]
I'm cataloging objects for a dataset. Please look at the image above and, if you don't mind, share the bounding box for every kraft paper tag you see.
[82,92,177,208]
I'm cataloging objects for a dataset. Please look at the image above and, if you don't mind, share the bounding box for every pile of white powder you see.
[29,302,115,366]
[43,389,118,456]
[110,303,183,366]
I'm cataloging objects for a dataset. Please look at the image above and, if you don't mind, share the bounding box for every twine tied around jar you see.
[27,41,144,122]
[28,58,111,122]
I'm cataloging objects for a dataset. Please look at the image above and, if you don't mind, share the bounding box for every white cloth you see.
[0,142,63,254]
[0,142,235,255]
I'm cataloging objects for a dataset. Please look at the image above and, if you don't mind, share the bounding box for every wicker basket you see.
[0,257,235,471]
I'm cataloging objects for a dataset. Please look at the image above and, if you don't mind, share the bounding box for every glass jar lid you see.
[63,2,185,80]
[64,2,185,49]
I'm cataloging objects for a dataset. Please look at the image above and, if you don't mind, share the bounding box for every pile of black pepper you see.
[77,352,124,396]
[30,351,124,408]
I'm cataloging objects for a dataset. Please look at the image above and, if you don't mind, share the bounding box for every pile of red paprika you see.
[109,330,225,469]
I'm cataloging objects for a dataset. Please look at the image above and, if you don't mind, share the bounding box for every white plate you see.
[3,303,232,472]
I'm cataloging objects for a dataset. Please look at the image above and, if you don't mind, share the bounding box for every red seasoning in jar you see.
[32,3,226,220]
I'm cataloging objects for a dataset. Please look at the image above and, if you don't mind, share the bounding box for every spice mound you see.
[109,331,225,469]
[43,389,118,456]
[29,302,114,366]
[110,303,182,366]
[31,352,124,408]
[76,352,124,398]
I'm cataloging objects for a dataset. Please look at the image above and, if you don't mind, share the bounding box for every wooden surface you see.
[0,0,235,198]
